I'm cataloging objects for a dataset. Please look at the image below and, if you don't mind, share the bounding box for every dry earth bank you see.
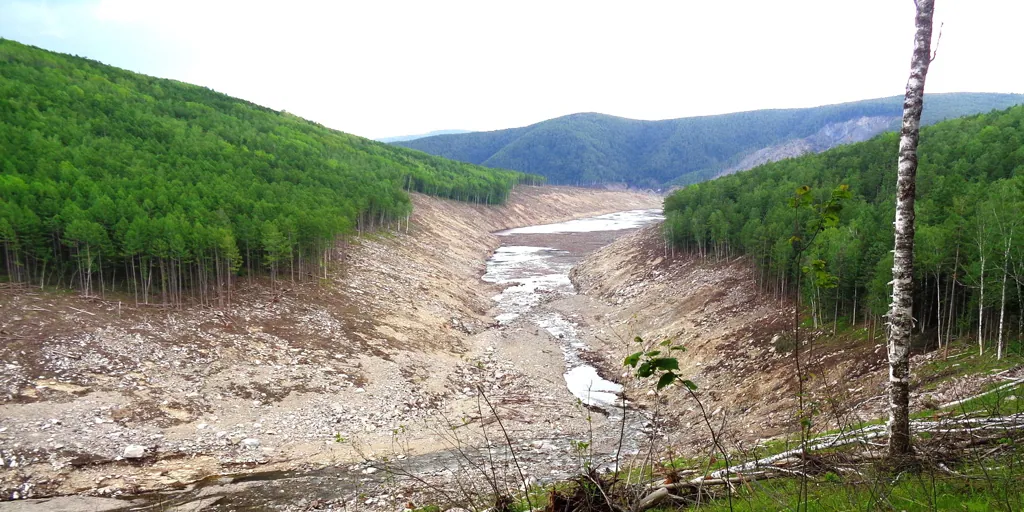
[569,225,1016,456]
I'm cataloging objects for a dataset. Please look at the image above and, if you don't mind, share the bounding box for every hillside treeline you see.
[0,39,543,304]
[664,105,1024,351]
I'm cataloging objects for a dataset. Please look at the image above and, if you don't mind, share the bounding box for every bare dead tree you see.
[886,0,936,459]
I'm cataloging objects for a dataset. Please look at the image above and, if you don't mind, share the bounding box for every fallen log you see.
[940,379,1024,410]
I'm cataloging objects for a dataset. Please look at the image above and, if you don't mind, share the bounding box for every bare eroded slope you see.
[570,225,1010,455]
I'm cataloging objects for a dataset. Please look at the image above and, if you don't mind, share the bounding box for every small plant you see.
[625,335,734,511]
[623,336,693,391]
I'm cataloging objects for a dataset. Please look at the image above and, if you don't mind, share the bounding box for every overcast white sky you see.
[1,0,1020,139]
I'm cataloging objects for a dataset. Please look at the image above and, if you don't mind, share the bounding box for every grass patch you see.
[653,456,1024,511]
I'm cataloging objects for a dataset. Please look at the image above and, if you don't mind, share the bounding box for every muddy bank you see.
[0,186,660,504]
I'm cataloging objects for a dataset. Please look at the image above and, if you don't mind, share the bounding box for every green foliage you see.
[624,336,693,391]
[0,38,543,299]
[664,105,1024,344]
[675,460,1024,512]
[396,94,1024,187]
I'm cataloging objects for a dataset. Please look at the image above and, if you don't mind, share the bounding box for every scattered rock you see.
[122,445,147,459]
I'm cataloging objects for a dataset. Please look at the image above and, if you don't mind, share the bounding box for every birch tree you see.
[992,181,1021,359]
[887,0,935,459]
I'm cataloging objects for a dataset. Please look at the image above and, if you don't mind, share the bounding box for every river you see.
[484,209,664,407]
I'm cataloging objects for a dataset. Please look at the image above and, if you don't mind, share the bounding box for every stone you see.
[123,445,147,459]
[240,438,260,449]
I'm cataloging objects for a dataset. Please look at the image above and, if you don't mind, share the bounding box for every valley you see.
[0,187,666,508]
[1,15,1023,510]
[5,189,1010,511]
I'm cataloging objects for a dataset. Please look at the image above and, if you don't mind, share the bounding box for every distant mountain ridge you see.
[377,129,471,143]
[393,93,1024,187]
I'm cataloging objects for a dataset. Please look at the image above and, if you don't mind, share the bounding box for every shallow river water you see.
[483,209,663,407]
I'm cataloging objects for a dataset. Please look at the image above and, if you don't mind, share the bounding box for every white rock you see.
[123,445,147,459]
[240,438,261,449]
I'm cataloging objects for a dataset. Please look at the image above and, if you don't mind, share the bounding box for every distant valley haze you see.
[0,0,1021,139]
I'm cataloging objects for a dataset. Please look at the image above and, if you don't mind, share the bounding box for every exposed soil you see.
[0,186,660,505]
[569,225,1019,457]
[3,190,1007,511]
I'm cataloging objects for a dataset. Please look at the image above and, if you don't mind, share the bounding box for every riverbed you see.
[484,209,664,407]
[3,208,664,511]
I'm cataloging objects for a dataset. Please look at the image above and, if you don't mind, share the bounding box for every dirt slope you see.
[569,225,1006,455]
[0,186,660,500]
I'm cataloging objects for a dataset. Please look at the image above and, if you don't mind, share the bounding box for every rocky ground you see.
[0,186,660,508]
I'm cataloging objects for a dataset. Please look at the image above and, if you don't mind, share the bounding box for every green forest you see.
[664,105,1024,354]
[396,93,1024,188]
[0,39,543,304]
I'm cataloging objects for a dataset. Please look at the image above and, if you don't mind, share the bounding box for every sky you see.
[1,0,1020,140]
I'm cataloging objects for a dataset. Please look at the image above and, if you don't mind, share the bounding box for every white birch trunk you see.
[997,236,1011,359]
[887,0,934,459]
[978,255,985,355]
[935,270,943,349]
[946,244,960,351]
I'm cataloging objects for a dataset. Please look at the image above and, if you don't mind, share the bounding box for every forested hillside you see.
[0,39,542,303]
[395,93,1024,187]
[664,105,1024,353]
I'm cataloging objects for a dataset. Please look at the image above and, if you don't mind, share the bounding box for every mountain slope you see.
[395,93,1024,187]
[376,129,471,143]
[0,38,541,299]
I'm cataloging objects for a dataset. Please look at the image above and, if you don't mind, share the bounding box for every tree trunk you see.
[979,255,986,355]
[935,270,943,349]
[997,236,1011,359]
[945,244,960,357]
[886,0,934,460]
